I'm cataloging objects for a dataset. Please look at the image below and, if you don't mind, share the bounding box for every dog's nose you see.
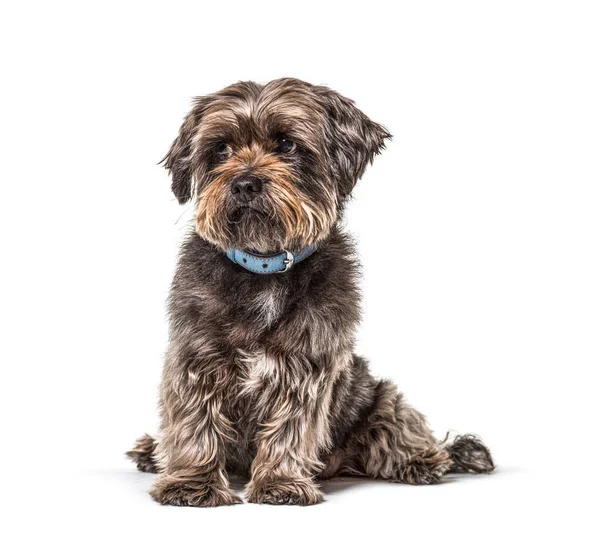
[231,177,263,202]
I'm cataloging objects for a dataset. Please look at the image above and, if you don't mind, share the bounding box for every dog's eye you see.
[276,137,296,154]
[216,142,232,158]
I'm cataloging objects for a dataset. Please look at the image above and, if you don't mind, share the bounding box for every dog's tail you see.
[443,433,495,474]
[126,434,159,473]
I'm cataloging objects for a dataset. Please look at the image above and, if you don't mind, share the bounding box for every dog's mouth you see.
[227,208,271,233]
[228,201,267,219]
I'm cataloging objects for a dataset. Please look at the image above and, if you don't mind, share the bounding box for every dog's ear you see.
[161,96,213,204]
[316,87,392,197]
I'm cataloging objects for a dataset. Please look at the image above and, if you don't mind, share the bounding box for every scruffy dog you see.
[127,78,494,506]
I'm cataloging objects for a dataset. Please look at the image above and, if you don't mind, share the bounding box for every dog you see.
[127,78,494,506]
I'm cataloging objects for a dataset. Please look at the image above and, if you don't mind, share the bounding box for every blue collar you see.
[226,246,316,274]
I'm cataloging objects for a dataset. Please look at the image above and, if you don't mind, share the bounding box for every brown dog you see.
[127,78,494,506]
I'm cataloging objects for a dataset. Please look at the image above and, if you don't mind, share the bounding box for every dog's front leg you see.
[246,356,333,506]
[149,343,241,507]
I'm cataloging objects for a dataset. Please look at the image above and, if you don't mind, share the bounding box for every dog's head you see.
[162,78,391,253]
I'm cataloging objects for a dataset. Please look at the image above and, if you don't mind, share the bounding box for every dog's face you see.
[163,78,390,253]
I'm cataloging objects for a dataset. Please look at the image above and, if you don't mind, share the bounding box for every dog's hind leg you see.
[126,434,158,473]
[332,375,494,484]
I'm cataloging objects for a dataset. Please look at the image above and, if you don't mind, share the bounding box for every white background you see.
[1,1,599,545]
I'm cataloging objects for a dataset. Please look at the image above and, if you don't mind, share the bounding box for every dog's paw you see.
[394,450,453,485]
[150,478,242,507]
[246,478,323,506]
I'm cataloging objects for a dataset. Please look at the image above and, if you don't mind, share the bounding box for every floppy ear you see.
[316,87,392,197]
[161,97,212,204]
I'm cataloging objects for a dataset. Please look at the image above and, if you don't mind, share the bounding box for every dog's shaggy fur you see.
[127,78,494,506]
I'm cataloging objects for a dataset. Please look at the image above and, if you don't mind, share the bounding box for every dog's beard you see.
[226,204,287,253]
[194,179,337,254]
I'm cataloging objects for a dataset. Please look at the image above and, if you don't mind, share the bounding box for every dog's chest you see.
[248,284,285,327]
[237,349,279,395]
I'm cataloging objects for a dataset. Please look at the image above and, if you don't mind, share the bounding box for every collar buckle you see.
[279,250,295,273]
